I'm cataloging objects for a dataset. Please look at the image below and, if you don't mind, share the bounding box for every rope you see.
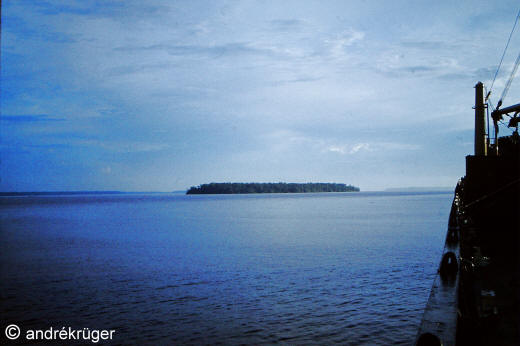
[484,85,498,142]
[486,90,495,111]
[499,49,520,104]
[489,7,520,96]
[486,93,490,140]
[464,178,520,209]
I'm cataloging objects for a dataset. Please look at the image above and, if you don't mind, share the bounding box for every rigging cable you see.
[488,7,520,98]
[484,85,491,140]
[499,49,520,103]
[484,85,497,142]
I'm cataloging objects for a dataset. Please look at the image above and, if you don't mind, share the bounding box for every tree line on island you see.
[186,182,360,194]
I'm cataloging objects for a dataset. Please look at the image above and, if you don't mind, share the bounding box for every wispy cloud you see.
[65,140,170,153]
[270,75,323,86]
[106,62,176,77]
[326,29,365,58]
[1,114,65,123]
[266,131,420,157]
[326,142,419,155]
[325,143,371,155]
[99,142,170,153]
[29,0,169,19]
[269,19,307,31]
[1,137,169,154]
[3,19,78,44]
[326,145,348,154]
[114,42,281,59]
[400,40,464,50]
[349,143,371,154]
[374,49,471,79]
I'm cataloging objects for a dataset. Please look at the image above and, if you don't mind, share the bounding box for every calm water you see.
[1,192,452,345]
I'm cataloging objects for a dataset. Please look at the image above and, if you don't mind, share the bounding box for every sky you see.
[2,0,520,192]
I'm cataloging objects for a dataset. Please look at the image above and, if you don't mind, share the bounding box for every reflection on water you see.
[1,192,451,344]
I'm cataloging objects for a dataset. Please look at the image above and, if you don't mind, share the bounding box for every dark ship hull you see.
[416,83,520,345]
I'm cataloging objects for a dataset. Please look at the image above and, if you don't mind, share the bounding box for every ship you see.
[414,81,520,345]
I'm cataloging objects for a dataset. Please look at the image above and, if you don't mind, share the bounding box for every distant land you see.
[186,182,360,194]
[0,191,176,196]
[385,186,454,192]
[0,191,123,196]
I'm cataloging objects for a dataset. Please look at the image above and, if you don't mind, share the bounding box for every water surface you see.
[1,191,452,344]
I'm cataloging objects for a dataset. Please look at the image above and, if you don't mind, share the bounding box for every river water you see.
[1,191,452,344]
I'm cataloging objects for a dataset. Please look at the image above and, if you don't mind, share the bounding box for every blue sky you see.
[2,0,520,191]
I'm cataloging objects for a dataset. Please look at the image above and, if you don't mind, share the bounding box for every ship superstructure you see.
[415,81,519,345]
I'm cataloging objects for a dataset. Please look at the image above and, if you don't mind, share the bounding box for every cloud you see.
[400,40,462,50]
[114,42,280,59]
[326,142,419,155]
[28,0,168,18]
[3,18,78,44]
[1,114,65,122]
[271,75,323,86]
[106,62,175,77]
[374,50,471,79]
[326,145,347,154]
[325,143,371,155]
[326,29,365,58]
[338,30,365,46]
[0,143,71,153]
[2,137,170,154]
[266,130,422,157]
[269,19,307,31]
[66,140,171,153]
[349,143,371,154]
[100,142,169,153]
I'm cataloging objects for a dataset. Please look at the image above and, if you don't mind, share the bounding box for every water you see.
[1,191,452,344]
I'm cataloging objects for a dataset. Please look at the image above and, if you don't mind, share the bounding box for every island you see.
[186,182,360,194]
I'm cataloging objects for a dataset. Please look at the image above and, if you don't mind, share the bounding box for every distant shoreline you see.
[0,188,455,197]
[0,191,175,196]
[384,187,454,193]
[0,191,123,196]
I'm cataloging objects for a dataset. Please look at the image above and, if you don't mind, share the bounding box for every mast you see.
[474,82,487,156]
